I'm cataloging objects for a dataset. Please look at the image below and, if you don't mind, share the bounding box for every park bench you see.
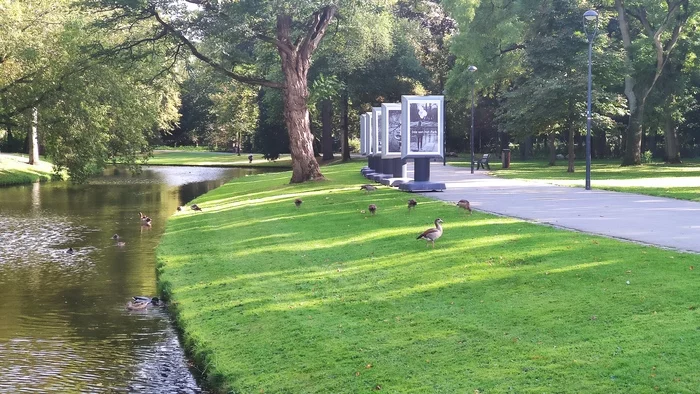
[473,153,491,170]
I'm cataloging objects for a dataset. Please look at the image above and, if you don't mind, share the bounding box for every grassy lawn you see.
[157,162,700,393]
[0,153,57,186]
[451,158,700,202]
[146,150,293,168]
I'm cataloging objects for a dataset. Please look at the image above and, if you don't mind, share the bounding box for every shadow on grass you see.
[157,163,700,393]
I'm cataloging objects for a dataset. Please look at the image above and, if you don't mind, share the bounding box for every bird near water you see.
[111,234,120,240]
[417,218,444,247]
[139,212,152,226]
[126,296,161,311]
[66,247,74,255]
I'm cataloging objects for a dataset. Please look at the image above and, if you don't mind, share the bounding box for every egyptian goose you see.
[407,199,417,211]
[368,204,377,215]
[191,204,202,211]
[139,212,152,225]
[417,218,444,247]
[177,206,182,212]
[360,184,377,193]
[456,200,472,214]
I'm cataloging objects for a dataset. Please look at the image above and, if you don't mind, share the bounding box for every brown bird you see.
[139,212,152,226]
[368,204,377,215]
[177,206,182,212]
[191,204,202,211]
[111,234,120,240]
[360,184,377,193]
[456,199,472,214]
[407,199,417,211]
[116,241,126,247]
[294,198,303,208]
[417,218,444,247]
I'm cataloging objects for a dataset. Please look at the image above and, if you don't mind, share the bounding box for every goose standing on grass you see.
[295,198,303,208]
[191,204,202,211]
[407,199,417,211]
[368,204,377,215]
[360,184,377,193]
[456,200,472,214]
[417,218,444,247]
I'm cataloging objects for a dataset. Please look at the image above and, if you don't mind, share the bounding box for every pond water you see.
[0,166,273,393]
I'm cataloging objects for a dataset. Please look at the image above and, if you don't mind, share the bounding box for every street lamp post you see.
[468,65,477,174]
[583,10,599,190]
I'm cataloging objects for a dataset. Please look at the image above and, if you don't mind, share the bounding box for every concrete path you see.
[409,162,700,253]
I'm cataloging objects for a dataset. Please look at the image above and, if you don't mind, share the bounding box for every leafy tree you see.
[1,0,180,182]
[613,0,695,165]
[88,0,382,182]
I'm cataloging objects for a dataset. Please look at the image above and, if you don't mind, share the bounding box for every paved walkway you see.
[409,162,700,253]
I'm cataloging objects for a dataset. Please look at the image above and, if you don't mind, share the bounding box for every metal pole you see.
[585,38,593,190]
[470,83,475,174]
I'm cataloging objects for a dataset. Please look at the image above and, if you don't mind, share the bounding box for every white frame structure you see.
[381,103,402,158]
[371,107,382,156]
[400,95,445,159]
[360,114,367,155]
[365,112,374,155]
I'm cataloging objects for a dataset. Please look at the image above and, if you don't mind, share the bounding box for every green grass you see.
[0,153,57,186]
[452,158,700,202]
[157,162,700,393]
[146,150,293,168]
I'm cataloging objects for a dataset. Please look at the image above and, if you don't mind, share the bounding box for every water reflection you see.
[0,166,272,392]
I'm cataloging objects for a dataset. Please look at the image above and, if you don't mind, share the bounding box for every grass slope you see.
[0,153,56,186]
[157,162,700,393]
[147,150,293,168]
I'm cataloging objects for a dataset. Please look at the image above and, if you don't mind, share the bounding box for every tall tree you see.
[613,0,693,165]
[89,0,375,182]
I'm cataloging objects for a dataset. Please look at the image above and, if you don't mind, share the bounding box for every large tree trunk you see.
[340,89,350,161]
[28,107,39,165]
[663,104,681,163]
[321,98,334,161]
[277,13,332,183]
[548,133,556,166]
[623,105,644,165]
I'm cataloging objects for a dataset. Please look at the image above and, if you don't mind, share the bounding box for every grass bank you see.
[0,153,57,186]
[147,150,292,168]
[157,162,700,393]
[452,158,700,202]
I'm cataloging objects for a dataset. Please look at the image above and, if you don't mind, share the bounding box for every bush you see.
[642,150,653,164]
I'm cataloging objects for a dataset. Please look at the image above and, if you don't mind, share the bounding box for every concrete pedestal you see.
[398,157,446,192]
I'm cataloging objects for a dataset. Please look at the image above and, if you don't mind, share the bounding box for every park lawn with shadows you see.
[0,153,57,186]
[458,159,700,202]
[147,150,293,168]
[157,162,700,393]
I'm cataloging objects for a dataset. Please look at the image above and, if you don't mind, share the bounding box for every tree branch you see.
[151,8,283,89]
[297,5,338,59]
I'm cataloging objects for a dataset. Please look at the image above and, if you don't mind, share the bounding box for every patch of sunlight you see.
[544,259,619,274]
[543,177,700,188]
[200,186,360,213]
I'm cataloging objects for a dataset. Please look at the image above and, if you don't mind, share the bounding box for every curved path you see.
[411,162,700,253]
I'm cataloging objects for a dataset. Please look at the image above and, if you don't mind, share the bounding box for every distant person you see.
[248,154,253,163]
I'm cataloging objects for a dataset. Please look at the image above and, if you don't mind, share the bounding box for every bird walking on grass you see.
[456,199,472,214]
[368,204,377,215]
[407,199,417,211]
[417,218,444,247]
[191,204,202,211]
[360,184,377,193]
[295,198,303,208]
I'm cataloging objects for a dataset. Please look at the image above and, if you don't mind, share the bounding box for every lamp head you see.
[583,10,599,21]
[467,65,477,73]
